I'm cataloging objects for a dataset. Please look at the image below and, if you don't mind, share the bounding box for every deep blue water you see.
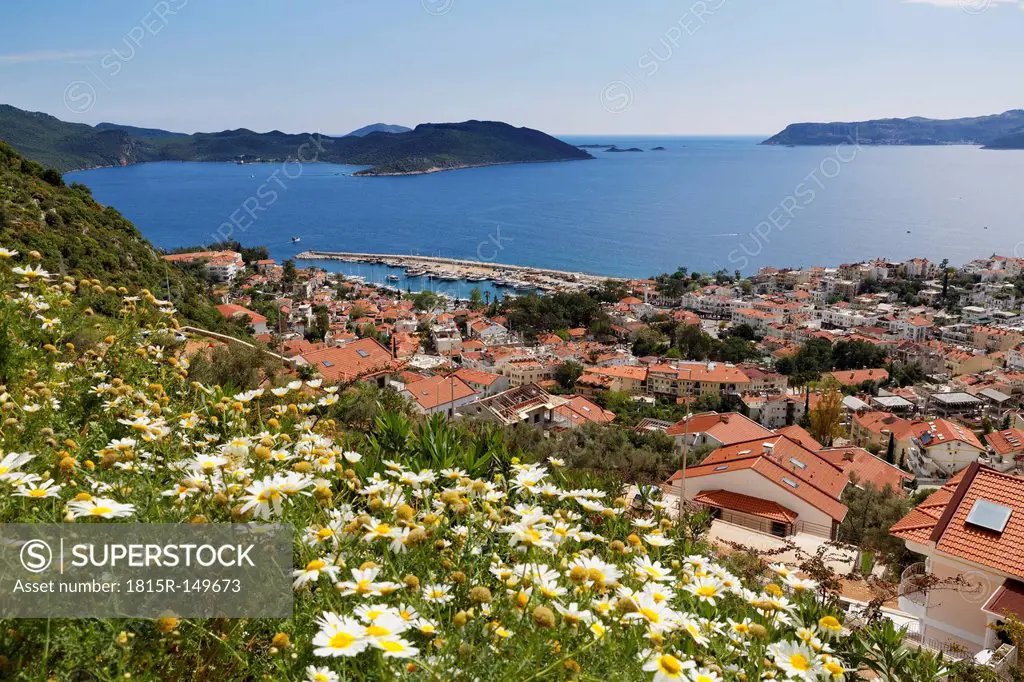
[66,137,1024,279]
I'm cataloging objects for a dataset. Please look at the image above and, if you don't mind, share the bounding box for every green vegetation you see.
[839,480,914,572]
[762,108,1024,147]
[167,240,269,264]
[0,105,592,175]
[0,140,229,332]
[776,338,888,386]
[0,249,954,681]
[498,291,607,341]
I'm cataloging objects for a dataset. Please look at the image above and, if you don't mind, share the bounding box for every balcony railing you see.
[898,562,928,607]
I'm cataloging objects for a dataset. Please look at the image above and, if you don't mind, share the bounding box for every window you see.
[781,477,799,489]
[356,349,370,358]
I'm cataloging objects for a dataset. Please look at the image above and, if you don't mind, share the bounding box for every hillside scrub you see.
[0,250,949,681]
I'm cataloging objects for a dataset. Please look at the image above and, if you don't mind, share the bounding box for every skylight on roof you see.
[782,477,799,489]
[322,360,334,367]
[356,349,369,358]
[714,465,729,471]
[789,458,807,469]
[966,498,1012,534]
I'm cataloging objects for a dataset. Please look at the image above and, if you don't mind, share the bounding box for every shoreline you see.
[295,250,621,292]
[64,156,592,177]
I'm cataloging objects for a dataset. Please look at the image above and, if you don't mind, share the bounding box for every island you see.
[345,123,412,137]
[605,146,644,153]
[761,109,1024,148]
[0,104,593,175]
[651,146,666,151]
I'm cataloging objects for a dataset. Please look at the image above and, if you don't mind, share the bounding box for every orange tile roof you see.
[694,489,798,524]
[403,375,478,410]
[853,411,916,440]
[216,303,267,325]
[828,368,890,386]
[584,365,648,381]
[555,396,615,426]
[817,446,914,494]
[777,425,823,451]
[985,429,1024,457]
[300,338,400,384]
[665,412,774,444]
[164,249,241,264]
[672,362,751,385]
[673,435,849,522]
[704,436,847,498]
[913,419,985,451]
[454,367,503,387]
[891,464,1024,578]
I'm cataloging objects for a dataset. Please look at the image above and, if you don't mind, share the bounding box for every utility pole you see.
[677,402,690,520]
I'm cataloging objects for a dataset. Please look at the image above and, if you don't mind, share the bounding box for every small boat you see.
[515,282,534,291]
[291,236,301,243]
[466,274,487,282]
[439,272,460,281]
[386,274,400,282]
[406,268,426,277]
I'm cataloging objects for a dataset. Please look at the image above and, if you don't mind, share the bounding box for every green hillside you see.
[0,104,592,174]
[762,109,1024,147]
[0,140,228,330]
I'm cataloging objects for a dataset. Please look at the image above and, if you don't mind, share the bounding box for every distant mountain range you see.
[0,105,591,175]
[761,109,1024,148]
[345,123,412,137]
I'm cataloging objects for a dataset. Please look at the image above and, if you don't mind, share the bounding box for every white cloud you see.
[0,49,106,66]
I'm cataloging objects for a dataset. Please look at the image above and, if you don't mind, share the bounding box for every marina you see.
[295,250,619,294]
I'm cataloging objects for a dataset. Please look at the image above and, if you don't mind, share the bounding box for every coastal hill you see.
[761,109,1024,147]
[0,104,592,175]
[345,122,412,137]
[0,139,229,331]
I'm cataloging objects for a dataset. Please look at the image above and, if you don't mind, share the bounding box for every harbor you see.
[295,250,620,294]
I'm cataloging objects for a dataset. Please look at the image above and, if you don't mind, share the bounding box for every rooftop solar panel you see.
[966,498,1012,533]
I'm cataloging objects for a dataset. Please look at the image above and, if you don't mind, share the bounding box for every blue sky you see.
[1,0,1022,135]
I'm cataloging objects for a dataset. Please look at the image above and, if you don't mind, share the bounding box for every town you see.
[165,245,1024,672]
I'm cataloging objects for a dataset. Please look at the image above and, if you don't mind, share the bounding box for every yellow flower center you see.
[28,489,48,497]
[379,640,405,653]
[305,560,326,572]
[639,607,660,623]
[658,655,683,676]
[328,631,355,649]
[695,585,717,597]
[819,615,841,631]
[365,624,389,637]
[90,506,113,516]
[790,653,810,671]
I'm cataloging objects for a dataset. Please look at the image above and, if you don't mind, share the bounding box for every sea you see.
[66,137,1024,289]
